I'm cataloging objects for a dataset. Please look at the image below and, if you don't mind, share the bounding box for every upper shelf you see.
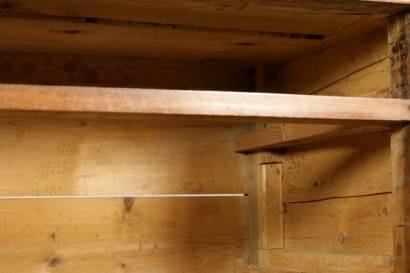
[1,84,409,124]
[0,0,407,63]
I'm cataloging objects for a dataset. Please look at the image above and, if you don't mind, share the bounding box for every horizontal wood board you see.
[0,1,404,62]
[0,52,249,91]
[0,117,248,196]
[267,250,393,273]
[0,84,409,124]
[285,194,393,256]
[0,197,248,272]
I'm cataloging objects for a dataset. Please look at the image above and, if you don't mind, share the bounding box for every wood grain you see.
[279,28,389,96]
[0,117,248,196]
[283,132,392,202]
[0,197,248,272]
[388,11,410,273]
[267,250,393,273]
[0,16,321,63]
[235,123,389,152]
[257,164,283,250]
[0,0,367,35]
[0,52,248,91]
[313,59,390,98]
[0,1,402,63]
[0,84,409,124]
[285,194,393,256]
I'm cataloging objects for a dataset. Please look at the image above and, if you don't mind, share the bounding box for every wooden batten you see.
[257,163,283,250]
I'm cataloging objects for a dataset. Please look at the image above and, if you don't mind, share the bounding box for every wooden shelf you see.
[0,84,410,124]
[1,84,409,124]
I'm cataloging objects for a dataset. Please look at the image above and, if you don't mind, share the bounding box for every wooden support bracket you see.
[235,123,390,152]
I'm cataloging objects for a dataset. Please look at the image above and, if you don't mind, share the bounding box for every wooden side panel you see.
[279,28,389,98]
[283,132,392,202]
[0,117,248,195]
[285,194,393,256]
[0,197,248,272]
[257,164,283,250]
[0,52,248,91]
[313,59,389,98]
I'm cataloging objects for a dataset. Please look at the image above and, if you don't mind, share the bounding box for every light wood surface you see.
[0,197,248,272]
[267,250,393,273]
[283,132,392,202]
[285,194,393,256]
[0,117,248,196]
[279,28,389,97]
[257,164,283,250]
[0,84,409,124]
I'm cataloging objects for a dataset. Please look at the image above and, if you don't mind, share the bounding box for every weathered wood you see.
[0,84,409,124]
[0,1,403,64]
[388,11,410,273]
[285,194,393,256]
[279,28,389,97]
[313,59,390,98]
[0,52,248,91]
[0,197,248,272]
[235,123,389,152]
[267,250,393,273]
[0,0,404,35]
[0,16,321,63]
[247,154,259,266]
[283,132,392,202]
[257,164,283,250]
[0,116,248,196]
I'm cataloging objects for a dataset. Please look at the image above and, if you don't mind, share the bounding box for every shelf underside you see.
[0,0,407,63]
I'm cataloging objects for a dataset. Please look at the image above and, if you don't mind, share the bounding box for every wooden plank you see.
[285,194,393,256]
[0,84,409,124]
[388,11,410,273]
[0,16,321,63]
[0,1,368,35]
[279,28,389,96]
[283,132,392,202]
[0,117,248,195]
[0,197,248,272]
[257,164,283,250]
[2,0,404,36]
[0,52,247,91]
[235,123,389,152]
[267,250,393,273]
